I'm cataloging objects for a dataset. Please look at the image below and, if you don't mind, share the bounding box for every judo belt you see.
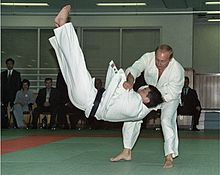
[89,88,105,117]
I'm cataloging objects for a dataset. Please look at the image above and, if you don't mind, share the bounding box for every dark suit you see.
[1,69,21,127]
[32,87,59,128]
[178,87,201,127]
[1,69,21,107]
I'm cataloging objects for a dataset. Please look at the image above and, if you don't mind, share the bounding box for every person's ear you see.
[143,96,150,104]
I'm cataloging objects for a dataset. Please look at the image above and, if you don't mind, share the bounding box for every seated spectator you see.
[178,76,201,131]
[56,71,84,129]
[31,78,60,129]
[13,79,34,128]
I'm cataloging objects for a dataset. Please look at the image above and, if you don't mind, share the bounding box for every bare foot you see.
[110,148,131,162]
[163,154,173,168]
[55,5,71,27]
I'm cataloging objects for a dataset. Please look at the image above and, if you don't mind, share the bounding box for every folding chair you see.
[23,111,32,129]
[38,112,51,129]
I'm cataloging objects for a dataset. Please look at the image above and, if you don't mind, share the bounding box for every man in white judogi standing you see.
[111,45,184,168]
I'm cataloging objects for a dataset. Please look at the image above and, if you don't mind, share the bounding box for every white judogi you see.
[49,23,152,128]
[125,52,184,157]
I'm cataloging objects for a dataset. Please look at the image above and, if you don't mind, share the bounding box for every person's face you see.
[6,61,14,70]
[22,82,29,90]
[45,80,52,89]
[137,86,150,104]
[155,50,171,71]
[184,79,189,88]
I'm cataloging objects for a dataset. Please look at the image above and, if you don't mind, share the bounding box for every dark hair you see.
[44,77,52,82]
[185,76,189,81]
[145,85,163,108]
[22,79,30,87]
[155,44,173,59]
[5,58,15,64]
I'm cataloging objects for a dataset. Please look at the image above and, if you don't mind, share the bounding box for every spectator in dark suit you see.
[56,71,83,129]
[1,58,21,127]
[178,76,201,131]
[31,78,59,129]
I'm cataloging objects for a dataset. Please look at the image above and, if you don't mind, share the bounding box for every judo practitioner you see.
[111,45,184,167]
[49,5,163,127]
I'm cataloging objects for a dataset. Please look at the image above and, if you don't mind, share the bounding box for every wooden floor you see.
[1,128,220,175]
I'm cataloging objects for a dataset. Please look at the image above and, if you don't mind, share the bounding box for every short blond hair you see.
[155,44,173,59]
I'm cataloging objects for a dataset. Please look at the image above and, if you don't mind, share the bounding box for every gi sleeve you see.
[125,53,150,80]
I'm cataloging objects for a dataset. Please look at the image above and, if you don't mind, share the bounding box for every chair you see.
[7,105,15,128]
[7,105,33,129]
[38,112,51,128]
[177,115,193,130]
[145,110,161,130]
[23,111,32,129]
[76,119,87,130]
[65,113,72,129]
[66,113,87,130]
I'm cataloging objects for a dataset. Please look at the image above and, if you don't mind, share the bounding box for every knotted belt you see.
[89,88,105,117]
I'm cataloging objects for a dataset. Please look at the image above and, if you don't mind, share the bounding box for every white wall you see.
[193,23,220,73]
[2,14,193,68]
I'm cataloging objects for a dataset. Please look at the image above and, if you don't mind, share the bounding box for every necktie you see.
[7,71,12,84]
[7,70,12,79]
[184,88,187,95]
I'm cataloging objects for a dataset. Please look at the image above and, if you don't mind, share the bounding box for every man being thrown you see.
[50,3,163,156]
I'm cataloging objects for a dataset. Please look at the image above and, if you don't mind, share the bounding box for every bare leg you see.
[110,148,132,162]
[163,154,173,168]
[54,5,71,27]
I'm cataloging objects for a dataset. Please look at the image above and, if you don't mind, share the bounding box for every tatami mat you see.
[1,129,219,175]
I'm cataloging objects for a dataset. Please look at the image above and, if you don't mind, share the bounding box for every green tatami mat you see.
[1,129,220,175]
